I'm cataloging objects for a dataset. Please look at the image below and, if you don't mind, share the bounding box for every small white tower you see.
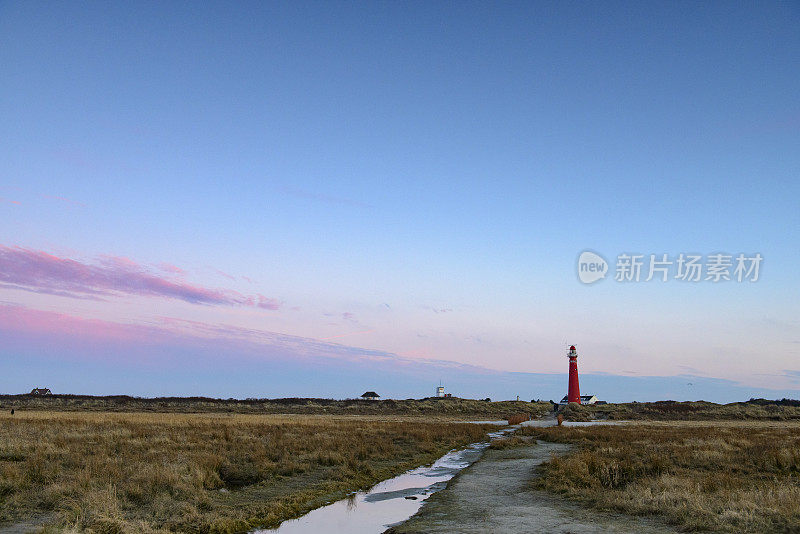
[436,385,445,397]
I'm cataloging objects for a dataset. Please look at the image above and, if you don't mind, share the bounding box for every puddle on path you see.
[463,420,508,425]
[254,429,509,534]
[520,418,630,427]
[254,419,625,534]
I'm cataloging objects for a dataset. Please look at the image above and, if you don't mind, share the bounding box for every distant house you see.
[559,394,599,405]
[360,391,380,400]
[30,388,52,396]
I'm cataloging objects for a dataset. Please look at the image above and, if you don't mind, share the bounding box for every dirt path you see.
[386,441,678,534]
[0,516,52,534]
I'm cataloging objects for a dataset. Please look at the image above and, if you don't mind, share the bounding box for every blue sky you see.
[1,1,798,401]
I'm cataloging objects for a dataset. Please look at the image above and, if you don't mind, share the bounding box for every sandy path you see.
[0,516,52,534]
[386,441,678,534]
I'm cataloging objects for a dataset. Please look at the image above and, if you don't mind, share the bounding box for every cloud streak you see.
[0,304,484,372]
[0,245,280,309]
[0,304,507,397]
[3,304,796,403]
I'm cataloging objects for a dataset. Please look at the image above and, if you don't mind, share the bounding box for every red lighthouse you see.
[567,345,581,404]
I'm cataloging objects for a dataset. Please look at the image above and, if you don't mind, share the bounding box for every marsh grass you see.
[488,436,531,450]
[560,399,800,421]
[521,423,800,533]
[0,395,551,419]
[0,412,494,533]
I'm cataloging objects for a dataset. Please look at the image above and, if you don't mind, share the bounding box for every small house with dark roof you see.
[559,394,599,405]
[360,391,380,400]
[30,388,52,395]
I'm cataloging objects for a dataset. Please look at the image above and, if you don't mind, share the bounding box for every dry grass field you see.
[5,397,799,533]
[0,411,495,533]
[559,398,800,421]
[0,394,552,419]
[521,422,800,533]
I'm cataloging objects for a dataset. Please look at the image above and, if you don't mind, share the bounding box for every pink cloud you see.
[320,329,375,340]
[0,304,380,365]
[0,304,158,346]
[98,255,139,269]
[256,295,281,310]
[214,268,237,281]
[0,197,21,205]
[0,305,493,388]
[0,245,281,309]
[342,311,361,324]
[158,262,187,275]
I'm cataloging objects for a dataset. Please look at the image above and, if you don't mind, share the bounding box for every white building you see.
[559,394,599,405]
[436,385,445,397]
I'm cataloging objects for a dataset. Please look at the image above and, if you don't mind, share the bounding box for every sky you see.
[1,1,799,402]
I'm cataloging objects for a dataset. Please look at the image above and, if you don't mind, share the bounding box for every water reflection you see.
[255,430,509,534]
[255,420,624,534]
